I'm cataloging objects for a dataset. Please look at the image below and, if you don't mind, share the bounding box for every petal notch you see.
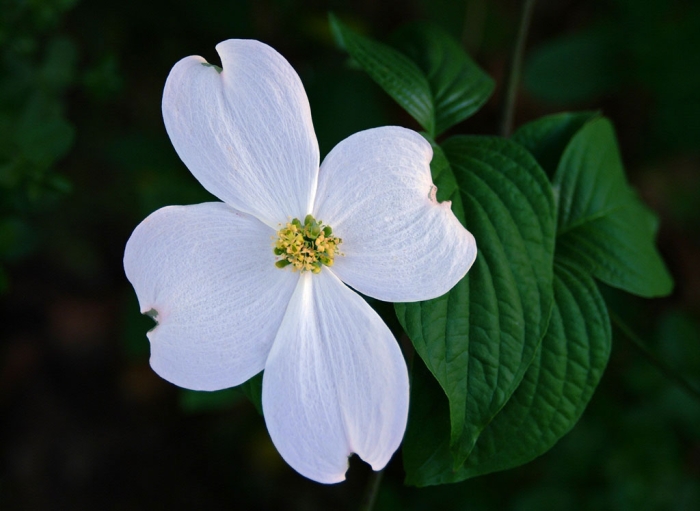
[262,271,409,483]
[124,202,299,390]
[314,127,476,302]
[163,40,320,227]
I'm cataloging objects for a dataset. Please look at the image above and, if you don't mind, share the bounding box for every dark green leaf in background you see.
[329,14,435,135]
[397,136,556,474]
[17,94,75,167]
[523,1,700,155]
[554,118,673,297]
[40,37,78,93]
[390,23,494,136]
[524,26,623,104]
[330,16,494,138]
[0,217,37,260]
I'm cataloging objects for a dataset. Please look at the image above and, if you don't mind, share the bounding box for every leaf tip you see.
[327,12,346,50]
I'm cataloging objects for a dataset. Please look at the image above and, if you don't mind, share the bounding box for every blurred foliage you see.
[524,0,700,156]
[0,0,79,292]
[0,0,698,510]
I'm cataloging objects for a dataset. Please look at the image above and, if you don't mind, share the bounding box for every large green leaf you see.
[459,262,611,476]
[512,111,598,178]
[401,114,672,486]
[396,136,555,470]
[554,118,673,297]
[403,262,611,485]
[390,23,494,136]
[329,15,435,135]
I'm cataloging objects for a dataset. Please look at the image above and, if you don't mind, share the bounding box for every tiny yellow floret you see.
[274,215,342,273]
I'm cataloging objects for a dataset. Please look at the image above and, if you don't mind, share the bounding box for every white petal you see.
[262,271,409,483]
[162,40,319,227]
[313,126,476,302]
[124,202,299,391]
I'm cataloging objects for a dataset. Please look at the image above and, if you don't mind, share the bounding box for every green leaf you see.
[459,262,611,477]
[397,136,555,471]
[17,93,75,166]
[402,115,672,486]
[390,23,494,136]
[512,111,599,178]
[524,26,623,104]
[329,14,435,135]
[421,133,459,206]
[0,217,37,259]
[402,355,451,486]
[404,263,611,485]
[554,117,673,297]
[40,37,77,92]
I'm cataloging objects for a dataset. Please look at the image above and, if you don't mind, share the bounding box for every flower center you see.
[274,214,342,273]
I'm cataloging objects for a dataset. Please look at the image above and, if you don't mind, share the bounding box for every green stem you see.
[359,468,384,511]
[499,0,536,137]
[611,311,700,401]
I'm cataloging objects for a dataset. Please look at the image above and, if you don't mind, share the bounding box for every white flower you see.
[123,39,477,484]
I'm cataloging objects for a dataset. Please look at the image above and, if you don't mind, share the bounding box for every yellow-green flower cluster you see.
[274,214,342,273]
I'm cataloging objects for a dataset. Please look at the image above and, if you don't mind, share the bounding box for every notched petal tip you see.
[143,308,159,333]
[163,39,319,227]
[428,185,438,203]
[200,62,222,73]
[262,272,408,484]
[428,184,452,210]
[317,470,347,485]
[312,126,474,302]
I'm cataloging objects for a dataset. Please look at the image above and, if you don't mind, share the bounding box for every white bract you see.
[124,39,477,484]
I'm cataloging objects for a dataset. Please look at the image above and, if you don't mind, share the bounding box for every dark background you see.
[1,0,699,509]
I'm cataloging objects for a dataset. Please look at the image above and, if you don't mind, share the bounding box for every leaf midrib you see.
[556,201,625,237]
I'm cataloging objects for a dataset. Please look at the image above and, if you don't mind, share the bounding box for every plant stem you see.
[499,0,536,138]
[359,468,384,511]
[610,311,700,401]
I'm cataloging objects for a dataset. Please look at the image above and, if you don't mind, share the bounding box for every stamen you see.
[274,215,342,273]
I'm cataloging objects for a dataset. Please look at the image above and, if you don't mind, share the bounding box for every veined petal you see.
[313,126,476,302]
[124,202,298,391]
[162,40,319,227]
[262,271,409,484]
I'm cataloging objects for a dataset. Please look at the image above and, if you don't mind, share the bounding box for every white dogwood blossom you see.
[123,39,477,484]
